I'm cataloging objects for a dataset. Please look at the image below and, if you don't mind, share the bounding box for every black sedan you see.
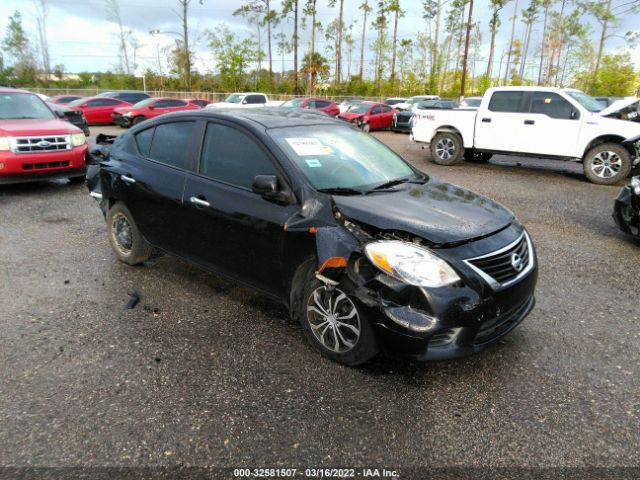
[392,99,458,133]
[87,108,537,365]
[613,176,640,238]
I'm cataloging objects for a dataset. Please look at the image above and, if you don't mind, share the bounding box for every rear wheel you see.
[430,132,464,165]
[297,274,378,366]
[106,202,152,265]
[583,143,632,185]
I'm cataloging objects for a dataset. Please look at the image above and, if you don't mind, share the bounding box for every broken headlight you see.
[631,177,640,195]
[364,241,460,288]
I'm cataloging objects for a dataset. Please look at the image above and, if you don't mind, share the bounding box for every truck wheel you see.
[583,143,632,185]
[106,202,152,265]
[430,132,464,165]
[464,151,492,163]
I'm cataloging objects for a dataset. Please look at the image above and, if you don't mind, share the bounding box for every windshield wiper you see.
[317,187,367,196]
[373,176,427,190]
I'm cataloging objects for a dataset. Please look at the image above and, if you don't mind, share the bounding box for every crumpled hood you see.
[0,118,80,136]
[333,179,515,245]
[338,112,364,121]
[599,97,638,116]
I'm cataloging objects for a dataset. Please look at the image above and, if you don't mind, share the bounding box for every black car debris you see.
[87,108,537,365]
[613,174,640,238]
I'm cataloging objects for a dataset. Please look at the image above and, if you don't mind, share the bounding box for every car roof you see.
[0,87,34,94]
[155,107,344,129]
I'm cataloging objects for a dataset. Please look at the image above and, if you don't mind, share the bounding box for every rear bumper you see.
[112,113,131,128]
[0,145,88,184]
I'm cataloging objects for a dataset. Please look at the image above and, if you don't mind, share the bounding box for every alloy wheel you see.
[111,212,133,256]
[435,137,456,161]
[306,286,361,353]
[591,151,622,179]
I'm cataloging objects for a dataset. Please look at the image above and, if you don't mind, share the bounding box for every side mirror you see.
[242,99,248,105]
[148,105,155,110]
[252,175,279,198]
[571,110,580,120]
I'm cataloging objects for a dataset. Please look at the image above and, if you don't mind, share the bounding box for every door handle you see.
[482,118,491,123]
[524,120,535,125]
[190,196,210,208]
[120,174,136,184]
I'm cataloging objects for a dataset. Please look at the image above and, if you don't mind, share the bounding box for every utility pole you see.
[460,0,474,99]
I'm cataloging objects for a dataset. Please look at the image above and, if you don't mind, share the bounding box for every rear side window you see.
[102,99,122,106]
[199,123,277,189]
[381,105,393,113]
[245,95,266,104]
[156,99,187,107]
[488,91,524,113]
[316,100,330,108]
[87,99,107,107]
[135,128,154,156]
[371,106,382,114]
[148,121,195,169]
[531,92,574,119]
[190,100,209,107]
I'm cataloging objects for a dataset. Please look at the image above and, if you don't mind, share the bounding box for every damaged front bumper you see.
[327,223,538,361]
[613,179,640,238]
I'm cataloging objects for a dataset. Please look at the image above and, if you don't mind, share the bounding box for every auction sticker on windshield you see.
[286,138,333,156]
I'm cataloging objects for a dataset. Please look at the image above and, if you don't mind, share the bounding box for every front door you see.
[182,121,297,295]
[474,90,530,153]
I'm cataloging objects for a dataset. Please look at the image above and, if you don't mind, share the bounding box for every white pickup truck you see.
[206,92,283,109]
[411,86,640,184]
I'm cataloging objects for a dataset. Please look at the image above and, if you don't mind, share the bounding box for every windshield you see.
[133,98,154,108]
[566,91,604,113]
[269,125,418,191]
[0,92,55,120]
[96,92,114,98]
[281,99,305,108]
[68,98,86,107]
[347,103,372,114]
[224,94,244,104]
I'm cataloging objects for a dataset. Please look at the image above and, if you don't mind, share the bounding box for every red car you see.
[0,88,88,184]
[337,102,396,132]
[111,97,202,128]
[186,98,211,108]
[281,97,340,116]
[50,95,84,105]
[67,97,131,125]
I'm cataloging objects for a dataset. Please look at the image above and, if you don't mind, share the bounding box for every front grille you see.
[13,136,71,154]
[22,161,70,170]
[474,296,533,345]
[464,232,533,290]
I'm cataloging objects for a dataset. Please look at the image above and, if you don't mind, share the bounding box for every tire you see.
[583,143,632,185]
[430,132,464,165]
[362,123,371,133]
[132,116,146,126]
[296,271,378,366]
[106,202,152,265]
[464,151,493,163]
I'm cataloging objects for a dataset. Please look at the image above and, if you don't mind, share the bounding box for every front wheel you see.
[361,123,371,133]
[430,132,464,165]
[583,143,632,185]
[298,278,378,366]
[132,116,146,126]
[106,202,152,265]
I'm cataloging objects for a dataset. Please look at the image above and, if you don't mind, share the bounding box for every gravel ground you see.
[1,126,639,474]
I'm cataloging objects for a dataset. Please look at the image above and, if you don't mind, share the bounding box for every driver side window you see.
[199,123,277,189]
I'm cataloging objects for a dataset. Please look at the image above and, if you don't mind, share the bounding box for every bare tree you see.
[281,0,300,94]
[328,0,345,83]
[234,0,276,87]
[503,0,518,85]
[486,0,507,83]
[358,0,372,79]
[105,0,132,74]
[33,0,50,76]
[518,0,539,79]
[388,0,404,83]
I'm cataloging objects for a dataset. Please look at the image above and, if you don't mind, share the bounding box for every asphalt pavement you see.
[1,126,639,476]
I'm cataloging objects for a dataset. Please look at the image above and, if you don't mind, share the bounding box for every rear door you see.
[182,120,298,294]
[108,120,197,255]
[474,90,529,153]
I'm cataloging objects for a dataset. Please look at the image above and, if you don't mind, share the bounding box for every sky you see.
[0,0,639,82]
